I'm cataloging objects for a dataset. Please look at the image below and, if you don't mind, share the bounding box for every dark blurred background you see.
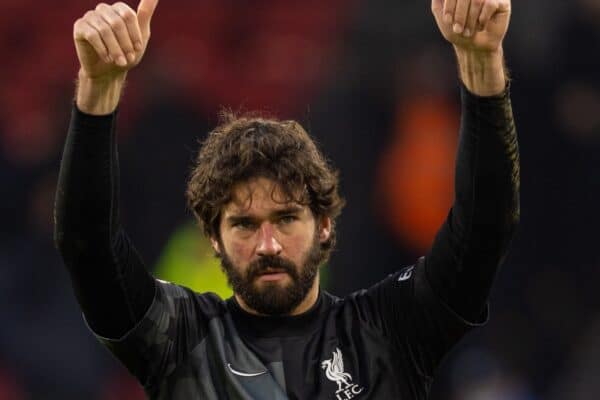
[1,0,599,399]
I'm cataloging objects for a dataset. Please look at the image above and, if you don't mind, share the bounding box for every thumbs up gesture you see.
[431,0,510,53]
[431,0,510,96]
[74,0,158,80]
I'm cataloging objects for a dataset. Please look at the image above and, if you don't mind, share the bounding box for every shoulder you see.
[154,279,229,321]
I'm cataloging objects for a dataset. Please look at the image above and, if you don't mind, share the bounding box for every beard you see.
[219,234,324,316]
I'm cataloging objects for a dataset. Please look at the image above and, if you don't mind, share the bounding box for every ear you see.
[318,216,332,243]
[210,236,221,255]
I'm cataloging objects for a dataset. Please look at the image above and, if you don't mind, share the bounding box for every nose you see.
[256,223,282,256]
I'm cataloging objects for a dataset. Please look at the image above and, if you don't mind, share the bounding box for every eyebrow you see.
[271,206,304,217]
[225,206,304,224]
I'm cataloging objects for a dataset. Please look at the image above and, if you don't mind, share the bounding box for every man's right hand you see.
[74,0,158,114]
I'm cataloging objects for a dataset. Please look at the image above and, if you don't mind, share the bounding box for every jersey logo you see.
[397,266,414,282]
[321,348,364,399]
[226,363,267,377]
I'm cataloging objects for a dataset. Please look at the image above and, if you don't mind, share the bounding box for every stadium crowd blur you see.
[1,0,599,399]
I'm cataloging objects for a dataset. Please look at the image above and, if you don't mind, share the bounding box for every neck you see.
[235,273,320,316]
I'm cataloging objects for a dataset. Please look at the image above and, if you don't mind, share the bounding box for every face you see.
[212,177,331,316]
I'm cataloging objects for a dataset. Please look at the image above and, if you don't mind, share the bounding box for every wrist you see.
[76,69,127,115]
[453,47,507,96]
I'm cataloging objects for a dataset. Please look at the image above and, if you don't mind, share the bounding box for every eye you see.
[279,215,298,225]
[232,220,256,230]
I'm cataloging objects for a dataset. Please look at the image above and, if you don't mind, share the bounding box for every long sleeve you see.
[54,105,156,339]
[425,84,520,321]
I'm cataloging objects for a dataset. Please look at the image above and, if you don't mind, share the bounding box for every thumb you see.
[137,0,159,36]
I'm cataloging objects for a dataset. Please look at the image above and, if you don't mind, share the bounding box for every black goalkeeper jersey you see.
[94,258,481,399]
[55,84,520,400]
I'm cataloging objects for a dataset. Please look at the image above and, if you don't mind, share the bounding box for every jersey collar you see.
[227,290,331,338]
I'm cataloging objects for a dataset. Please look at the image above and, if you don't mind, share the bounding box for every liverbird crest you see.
[321,348,355,393]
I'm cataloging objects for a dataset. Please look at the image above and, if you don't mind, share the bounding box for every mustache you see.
[247,255,299,280]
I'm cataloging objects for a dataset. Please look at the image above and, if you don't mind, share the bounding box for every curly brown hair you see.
[186,111,345,261]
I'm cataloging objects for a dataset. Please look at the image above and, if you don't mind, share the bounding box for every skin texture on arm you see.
[76,73,127,116]
[453,48,506,96]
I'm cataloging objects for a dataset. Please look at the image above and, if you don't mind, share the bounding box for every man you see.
[54,0,519,398]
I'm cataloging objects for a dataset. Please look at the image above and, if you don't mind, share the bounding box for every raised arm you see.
[54,0,160,338]
[425,0,520,320]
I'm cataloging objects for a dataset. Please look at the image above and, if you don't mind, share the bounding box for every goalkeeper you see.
[55,0,519,398]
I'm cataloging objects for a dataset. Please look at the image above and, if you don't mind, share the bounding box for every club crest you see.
[321,348,364,399]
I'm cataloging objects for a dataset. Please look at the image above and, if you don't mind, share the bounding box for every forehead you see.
[222,177,307,216]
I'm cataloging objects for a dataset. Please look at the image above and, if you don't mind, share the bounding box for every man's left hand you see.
[431,0,511,53]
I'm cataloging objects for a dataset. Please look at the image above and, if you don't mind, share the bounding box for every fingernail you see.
[127,52,135,63]
[463,28,471,37]
[117,55,127,66]
[453,23,463,34]
[443,13,452,24]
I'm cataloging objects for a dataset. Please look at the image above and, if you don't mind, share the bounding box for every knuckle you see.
[99,25,111,35]
[111,19,126,32]
[112,3,135,19]
[95,2,109,11]
[102,13,115,24]
[83,30,97,41]
[122,10,136,22]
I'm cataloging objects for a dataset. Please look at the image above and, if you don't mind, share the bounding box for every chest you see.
[155,315,427,400]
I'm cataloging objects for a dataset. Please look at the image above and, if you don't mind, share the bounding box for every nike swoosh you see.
[227,363,267,377]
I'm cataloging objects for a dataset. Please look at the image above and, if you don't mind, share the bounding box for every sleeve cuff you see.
[71,102,118,132]
[459,80,514,135]
[459,80,511,101]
